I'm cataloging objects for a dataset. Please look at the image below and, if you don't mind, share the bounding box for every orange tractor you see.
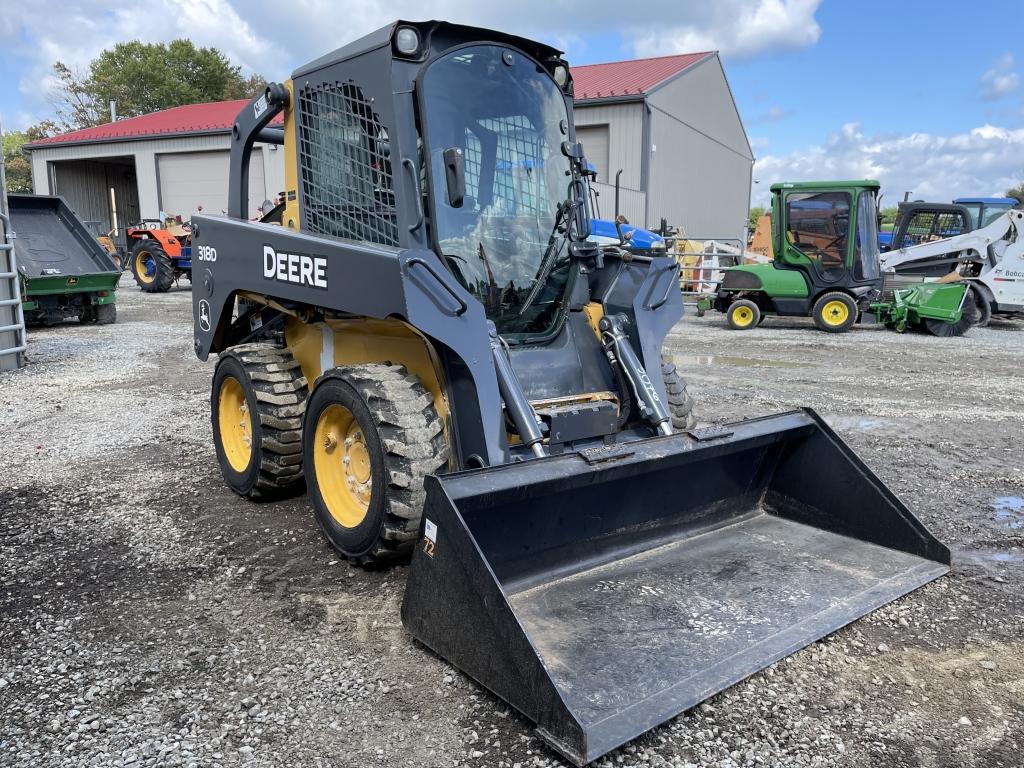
[125,219,192,292]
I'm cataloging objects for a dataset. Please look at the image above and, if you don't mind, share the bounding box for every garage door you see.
[576,125,610,184]
[157,150,266,219]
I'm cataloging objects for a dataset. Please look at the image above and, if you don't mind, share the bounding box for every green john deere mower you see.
[698,181,975,335]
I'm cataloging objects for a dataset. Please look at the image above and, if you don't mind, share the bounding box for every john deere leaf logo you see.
[66,277,79,286]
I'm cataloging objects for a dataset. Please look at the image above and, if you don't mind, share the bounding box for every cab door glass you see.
[785,191,851,274]
[853,190,880,282]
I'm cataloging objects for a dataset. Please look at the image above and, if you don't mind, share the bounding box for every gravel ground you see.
[2,277,1022,767]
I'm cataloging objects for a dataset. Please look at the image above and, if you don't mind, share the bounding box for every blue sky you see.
[2,0,1022,206]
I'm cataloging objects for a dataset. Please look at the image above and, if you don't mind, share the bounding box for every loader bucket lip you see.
[402,408,950,766]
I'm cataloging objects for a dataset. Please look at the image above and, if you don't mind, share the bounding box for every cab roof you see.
[770,180,880,192]
[953,197,1018,205]
[293,20,563,78]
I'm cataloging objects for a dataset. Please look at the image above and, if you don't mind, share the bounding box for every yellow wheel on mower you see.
[313,403,372,528]
[727,299,761,330]
[812,292,857,333]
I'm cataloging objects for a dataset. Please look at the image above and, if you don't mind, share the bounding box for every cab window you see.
[785,191,851,267]
[981,204,1012,227]
[854,190,879,281]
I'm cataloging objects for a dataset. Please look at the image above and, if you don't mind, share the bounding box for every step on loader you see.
[191,21,950,765]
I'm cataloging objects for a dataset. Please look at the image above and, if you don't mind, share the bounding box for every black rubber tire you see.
[924,289,978,337]
[131,240,175,293]
[303,364,448,567]
[726,299,760,330]
[968,284,992,328]
[661,357,696,431]
[78,305,96,324]
[211,344,307,500]
[95,303,116,325]
[812,291,857,333]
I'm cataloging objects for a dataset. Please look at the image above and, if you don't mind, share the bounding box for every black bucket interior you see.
[402,410,949,765]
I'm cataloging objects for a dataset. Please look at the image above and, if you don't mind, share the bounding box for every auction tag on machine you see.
[422,518,438,558]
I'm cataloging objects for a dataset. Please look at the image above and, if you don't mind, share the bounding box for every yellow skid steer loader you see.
[191,20,950,765]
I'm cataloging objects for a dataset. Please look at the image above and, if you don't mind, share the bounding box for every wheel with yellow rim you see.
[304,364,447,566]
[812,291,857,333]
[130,240,174,293]
[726,299,761,330]
[211,344,307,499]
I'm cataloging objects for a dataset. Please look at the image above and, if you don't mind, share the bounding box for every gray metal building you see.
[573,52,754,241]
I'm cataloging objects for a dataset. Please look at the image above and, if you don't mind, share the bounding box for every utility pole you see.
[0,116,9,219]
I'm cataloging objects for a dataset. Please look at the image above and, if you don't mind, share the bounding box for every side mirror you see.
[443,147,465,208]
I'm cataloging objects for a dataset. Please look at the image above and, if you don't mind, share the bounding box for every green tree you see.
[878,206,899,231]
[3,122,67,193]
[1006,182,1024,201]
[748,206,765,231]
[50,40,264,130]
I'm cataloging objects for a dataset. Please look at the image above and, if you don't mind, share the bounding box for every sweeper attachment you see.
[192,21,950,765]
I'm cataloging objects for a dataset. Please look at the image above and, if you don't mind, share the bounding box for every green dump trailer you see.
[9,194,119,325]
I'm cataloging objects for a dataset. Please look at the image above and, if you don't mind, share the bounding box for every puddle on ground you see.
[674,355,811,369]
[991,496,1024,529]
[957,549,1024,564]
[824,416,892,432]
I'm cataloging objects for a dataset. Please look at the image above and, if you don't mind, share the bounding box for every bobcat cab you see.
[701,180,974,335]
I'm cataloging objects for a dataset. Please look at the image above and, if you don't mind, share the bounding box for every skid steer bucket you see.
[401,409,949,766]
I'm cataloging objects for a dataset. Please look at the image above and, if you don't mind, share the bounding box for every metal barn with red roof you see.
[27,50,751,243]
[571,51,753,240]
[25,100,286,241]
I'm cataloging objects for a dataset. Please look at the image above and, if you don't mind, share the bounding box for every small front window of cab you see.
[785,191,851,267]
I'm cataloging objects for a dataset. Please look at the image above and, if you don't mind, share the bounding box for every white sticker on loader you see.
[423,518,438,558]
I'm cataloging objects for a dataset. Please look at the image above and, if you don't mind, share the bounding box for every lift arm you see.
[880,209,1024,272]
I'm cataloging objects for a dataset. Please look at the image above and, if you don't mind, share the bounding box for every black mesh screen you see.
[902,211,968,247]
[297,81,398,246]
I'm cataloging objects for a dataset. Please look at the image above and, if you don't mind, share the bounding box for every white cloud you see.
[751,122,1024,206]
[5,0,826,128]
[8,0,284,128]
[632,0,822,59]
[980,53,1019,101]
